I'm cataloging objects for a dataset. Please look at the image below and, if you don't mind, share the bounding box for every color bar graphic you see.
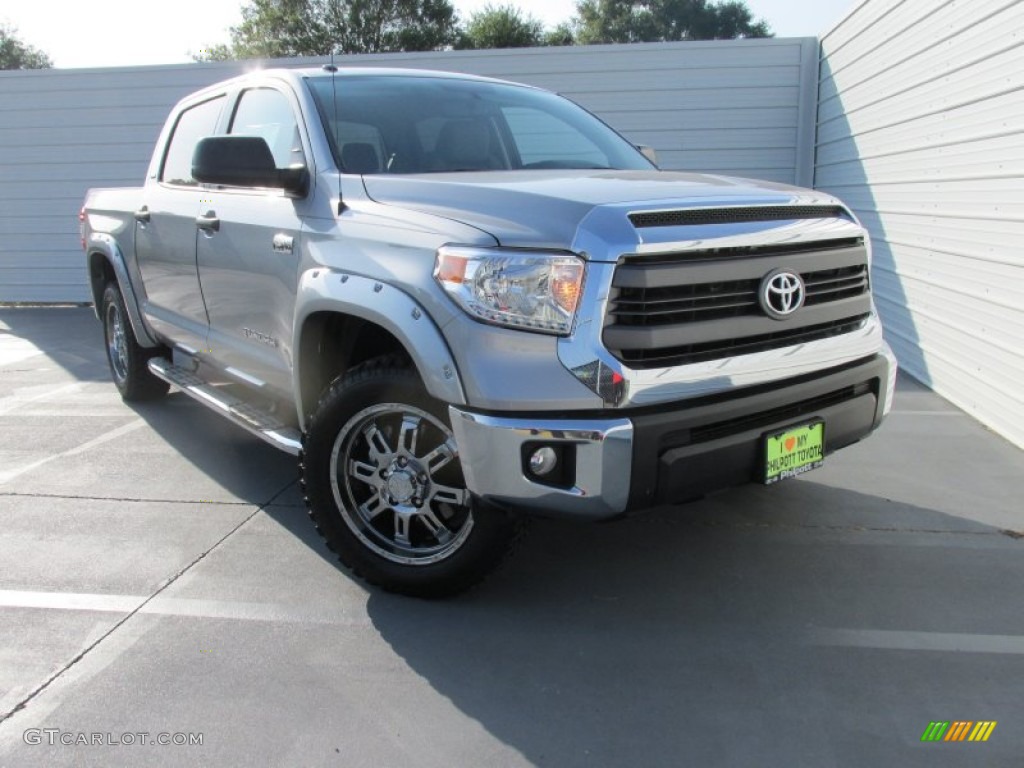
[921,721,996,742]
[968,722,997,742]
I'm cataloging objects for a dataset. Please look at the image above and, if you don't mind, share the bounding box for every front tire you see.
[301,357,519,598]
[101,282,169,401]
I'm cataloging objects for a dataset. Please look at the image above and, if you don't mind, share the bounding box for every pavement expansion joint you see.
[0,491,257,506]
[0,479,295,725]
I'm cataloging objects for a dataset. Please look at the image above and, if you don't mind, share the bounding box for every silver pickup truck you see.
[81,67,897,597]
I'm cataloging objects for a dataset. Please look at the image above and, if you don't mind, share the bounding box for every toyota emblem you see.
[760,270,805,319]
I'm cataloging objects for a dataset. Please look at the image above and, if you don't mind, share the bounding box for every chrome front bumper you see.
[450,347,897,521]
[448,409,634,519]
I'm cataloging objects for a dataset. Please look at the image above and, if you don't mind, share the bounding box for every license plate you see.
[763,421,824,484]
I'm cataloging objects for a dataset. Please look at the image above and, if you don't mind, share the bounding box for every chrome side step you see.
[147,358,302,455]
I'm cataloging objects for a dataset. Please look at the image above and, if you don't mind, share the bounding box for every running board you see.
[147,358,302,455]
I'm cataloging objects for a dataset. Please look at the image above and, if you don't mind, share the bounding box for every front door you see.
[196,86,308,397]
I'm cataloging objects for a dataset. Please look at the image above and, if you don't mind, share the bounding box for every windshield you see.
[305,74,653,175]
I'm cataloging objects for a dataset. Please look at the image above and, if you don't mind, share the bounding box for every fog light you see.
[528,446,558,477]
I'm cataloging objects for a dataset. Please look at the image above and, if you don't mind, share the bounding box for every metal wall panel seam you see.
[871,293,1024,342]
[815,129,1024,167]
[819,0,906,49]
[821,0,1016,82]
[795,38,820,186]
[817,66,1024,132]
[866,237,1023,267]
[821,0,959,80]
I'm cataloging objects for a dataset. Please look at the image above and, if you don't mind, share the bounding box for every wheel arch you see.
[86,235,158,348]
[294,270,466,428]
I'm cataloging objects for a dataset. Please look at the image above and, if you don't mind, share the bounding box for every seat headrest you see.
[341,142,381,174]
[436,119,492,168]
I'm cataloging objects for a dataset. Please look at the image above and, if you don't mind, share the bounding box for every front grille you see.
[619,237,864,266]
[629,205,848,228]
[803,265,869,306]
[602,238,872,369]
[610,264,868,327]
[616,314,871,368]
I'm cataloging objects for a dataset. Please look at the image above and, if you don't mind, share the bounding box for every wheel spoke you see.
[394,511,412,546]
[417,509,453,544]
[420,438,457,475]
[347,459,382,489]
[397,414,421,456]
[117,332,127,368]
[106,305,128,380]
[362,424,394,463]
[430,483,470,508]
[358,494,389,522]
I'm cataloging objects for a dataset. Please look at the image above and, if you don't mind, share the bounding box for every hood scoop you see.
[629,205,849,228]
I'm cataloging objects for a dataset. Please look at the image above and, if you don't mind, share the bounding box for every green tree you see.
[574,0,771,44]
[195,0,459,60]
[457,4,544,49]
[237,0,327,57]
[0,24,52,69]
[334,0,459,53]
[542,22,576,46]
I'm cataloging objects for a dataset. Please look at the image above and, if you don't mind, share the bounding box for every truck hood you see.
[362,170,840,250]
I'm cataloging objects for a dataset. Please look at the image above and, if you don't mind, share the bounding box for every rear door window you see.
[160,97,225,186]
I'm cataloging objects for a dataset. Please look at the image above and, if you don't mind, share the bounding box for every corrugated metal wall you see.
[0,38,818,303]
[815,0,1024,448]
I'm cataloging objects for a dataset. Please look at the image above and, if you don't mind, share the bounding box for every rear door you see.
[135,95,226,350]
[195,85,309,396]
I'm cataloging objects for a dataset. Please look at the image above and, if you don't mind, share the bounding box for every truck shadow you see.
[0,306,109,384]
[1,307,300,506]
[357,482,1016,765]
[125,394,302,507]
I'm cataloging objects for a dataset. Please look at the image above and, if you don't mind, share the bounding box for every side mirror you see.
[637,144,658,167]
[192,136,309,197]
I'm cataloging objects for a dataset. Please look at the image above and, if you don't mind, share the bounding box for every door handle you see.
[272,233,294,254]
[196,212,220,232]
[133,207,150,223]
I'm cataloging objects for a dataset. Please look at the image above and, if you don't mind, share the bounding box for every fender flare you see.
[86,233,159,348]
[293,269,467,425]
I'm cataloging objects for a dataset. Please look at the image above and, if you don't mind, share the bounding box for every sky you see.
[1,0,855,69]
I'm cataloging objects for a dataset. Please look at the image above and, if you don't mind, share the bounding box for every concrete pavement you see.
[1,307,1022,767]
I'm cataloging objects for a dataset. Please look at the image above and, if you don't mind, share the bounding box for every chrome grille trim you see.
[615,314,872,368]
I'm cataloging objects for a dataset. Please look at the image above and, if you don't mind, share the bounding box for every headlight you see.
[434,246,585,335]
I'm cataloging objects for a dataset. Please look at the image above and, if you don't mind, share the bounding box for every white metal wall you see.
[0,38,818,303]
[815,0,1024,448]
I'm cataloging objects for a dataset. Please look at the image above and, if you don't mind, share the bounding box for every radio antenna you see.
[323,50,344,214]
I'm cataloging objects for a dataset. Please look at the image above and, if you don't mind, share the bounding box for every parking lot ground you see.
[1,306,1022,767]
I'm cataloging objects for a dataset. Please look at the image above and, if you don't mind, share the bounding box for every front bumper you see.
[450,348,897,520]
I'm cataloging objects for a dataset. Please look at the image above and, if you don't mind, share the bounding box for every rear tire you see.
[101,282,169,402]
[301,356,520,598]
